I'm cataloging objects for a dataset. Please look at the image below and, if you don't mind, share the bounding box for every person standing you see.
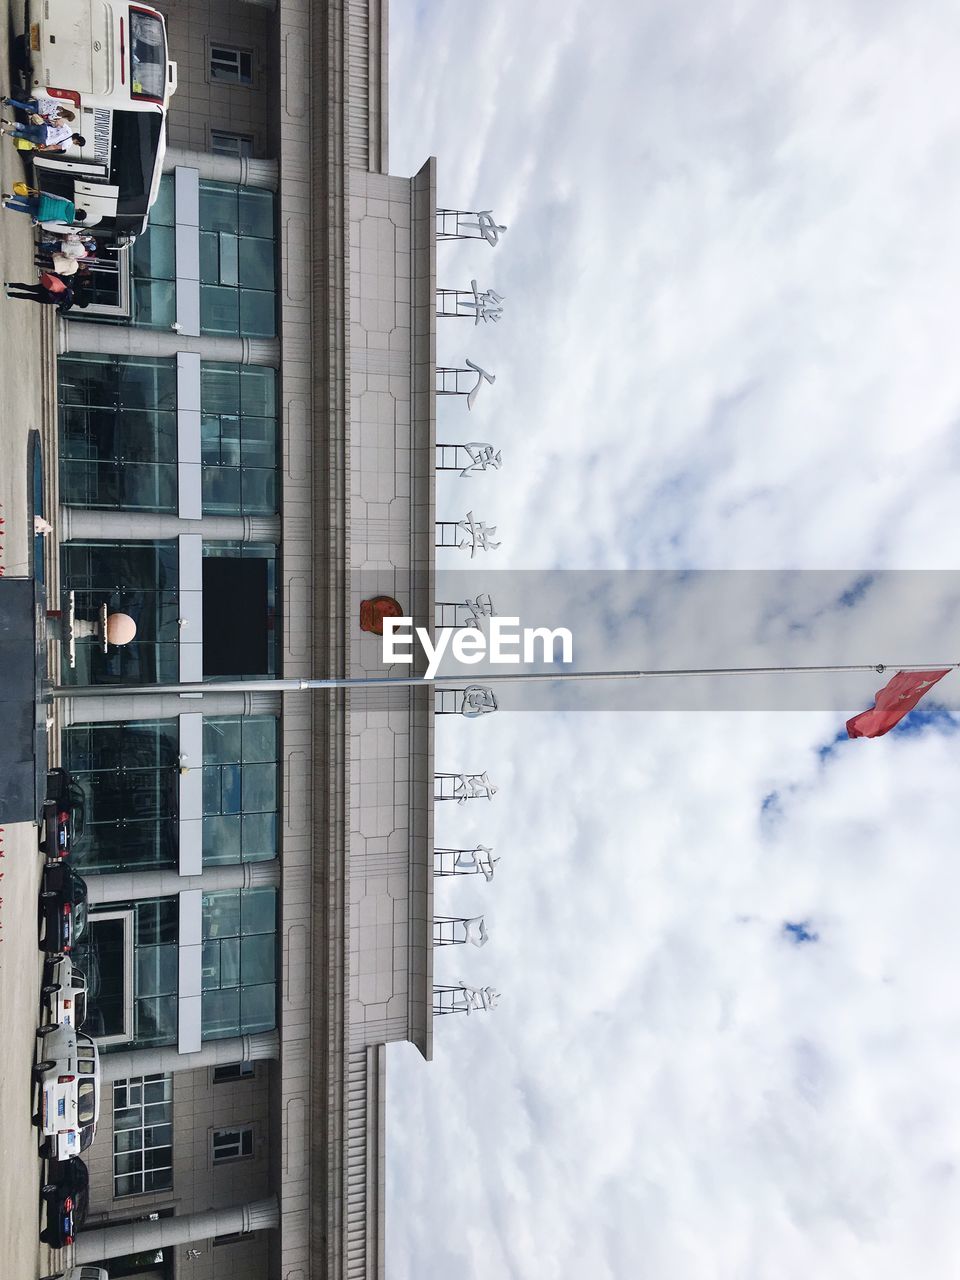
[0,118,85,149]
[4,273,77,310]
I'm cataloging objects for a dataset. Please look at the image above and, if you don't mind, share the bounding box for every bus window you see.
[111,111,163,203]
[129,9,167,102]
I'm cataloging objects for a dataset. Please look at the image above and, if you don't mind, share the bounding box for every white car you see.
[42,955,89,1030]
[40,1269,108,1280]
[34,1026,101,1161]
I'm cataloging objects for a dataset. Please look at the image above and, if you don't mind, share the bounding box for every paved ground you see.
[0,5,65,1277]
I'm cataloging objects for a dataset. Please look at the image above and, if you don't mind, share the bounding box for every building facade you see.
[46,3,448,1277]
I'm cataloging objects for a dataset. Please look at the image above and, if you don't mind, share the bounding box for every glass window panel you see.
[145,1145,172,1170]
[135,994,177,1045]
[115,1152,144,1176]
[201,285,240,335]
[238,237,275,290]
[240,468,276,514]
[240,983,276,1033]
[201,364,241,414]
[143,1099,172,1125]
[133,279,177,329]
[201,415,223,464]
[203,718,242,765]
[142,1076,170,1105]
[150,174,176,227]
[116,410,177,462]
[240,763,276,812]
[203,891,241,939]
[114,1107,142,1131]
[119,463,177,512]
[239,188,274,238]
[202,939,221,988]
[220,937,240,986]
[202,988,240,1038]
[118,358,177,411]
[241,812,277,860]
[218,234,239,286]
[113,1083,128,1107]
[203,766,222,815]
[136,944,177,997]
[241,717,276,764]
[132,224,175,280]
[145,1169,172,1192]
[240,934,275,985]
[239,417,276,467]
[200,183,239,234]
[202,465,241,514]
[240,888,276,936]
[115,1174,142,1198]
[115,1128,141,1152]
[218,417,241,465]
[238,289,275,338]
[136,898,178,945]
[239,367,276,417]
[61,459,120,509]
[199,231,220,284]
[203,814,242,864]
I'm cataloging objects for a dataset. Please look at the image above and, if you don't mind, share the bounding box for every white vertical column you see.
[174,165,201,336]
[177,352,202,518]
[178,712,203,875]
[178,534,203,682]
[178,888,203,1053]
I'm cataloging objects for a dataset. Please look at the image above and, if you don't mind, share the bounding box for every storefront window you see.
[60,540,180,685]
[202,716,279,864]
[199,183,276,337]
[58,355,177,511]
[200,364,277,515]
[201,888,277,1039]
[62,720,179,873]
[130,173,177,329]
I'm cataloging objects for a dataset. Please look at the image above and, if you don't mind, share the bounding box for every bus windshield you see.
[129,9,167,101]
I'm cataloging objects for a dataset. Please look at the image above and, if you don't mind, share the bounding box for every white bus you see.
[24,1,177,243]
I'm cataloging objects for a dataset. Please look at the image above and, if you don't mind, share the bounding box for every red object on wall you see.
[359,596,404,636]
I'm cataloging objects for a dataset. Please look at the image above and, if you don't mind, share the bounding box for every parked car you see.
[38,863,88,954]
[41,955,89,1030]
[39,768,85,860]
[34,1025,101,1160]
[40,1269,108,1280]
[40,1157,89,1246]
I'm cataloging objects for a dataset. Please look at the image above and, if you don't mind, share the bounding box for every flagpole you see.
[49,661,960,700]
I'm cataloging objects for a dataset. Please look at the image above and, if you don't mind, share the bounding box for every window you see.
[202,716,278,865]
[201,888,277,1040]
[60,539,179,686]
[129,11,166,102]
[199,182,276,338]
[213,1062,255,1083]
[211,131,254,159]
[78,900,179,1048]
[129,173,176,329]
[210,46,253,85]
[212,1126,254,1162]
[62,720,179,873]
[200,364,278,516]
[215,1231,254,1246]
[113,1074,173,1197]
[58,355,177,511]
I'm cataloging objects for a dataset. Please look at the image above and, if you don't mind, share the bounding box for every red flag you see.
[846,669,951,739]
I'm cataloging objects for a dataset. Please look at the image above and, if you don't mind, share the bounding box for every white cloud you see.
[384,3,960,1277]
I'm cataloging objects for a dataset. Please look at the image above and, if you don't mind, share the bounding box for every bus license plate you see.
[57,1098,66,1116]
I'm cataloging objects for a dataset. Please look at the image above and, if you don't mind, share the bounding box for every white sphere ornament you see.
[105,612,137,646]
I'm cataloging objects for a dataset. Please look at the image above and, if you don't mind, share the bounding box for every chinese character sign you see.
[459,442,503,477]
[457,511,501,557]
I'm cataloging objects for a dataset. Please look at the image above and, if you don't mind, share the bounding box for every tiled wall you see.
[156,0,274,156]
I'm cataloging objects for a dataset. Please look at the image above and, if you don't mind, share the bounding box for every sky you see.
[384,4,960,1277]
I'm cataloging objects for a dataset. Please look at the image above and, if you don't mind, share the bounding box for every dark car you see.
[40,1157,89,1246]
[39,768,86,860]
[38,864,89,955]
